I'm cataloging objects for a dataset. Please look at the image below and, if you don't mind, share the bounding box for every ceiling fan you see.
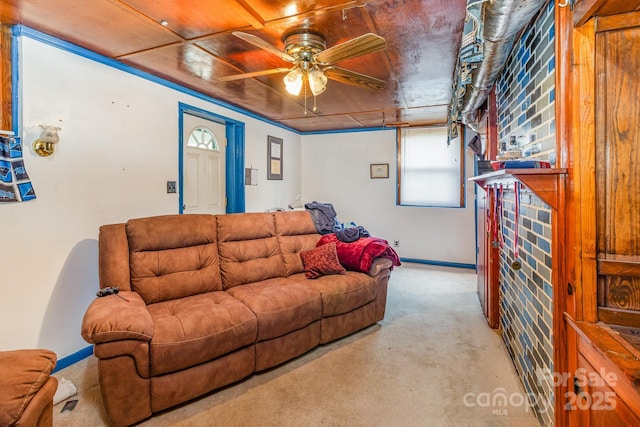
[219,29,387,98]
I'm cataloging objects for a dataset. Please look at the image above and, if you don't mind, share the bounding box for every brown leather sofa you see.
[81,210,393,426]
[0,349,58,427]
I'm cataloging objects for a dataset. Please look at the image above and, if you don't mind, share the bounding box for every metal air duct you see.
[460,0,547,127]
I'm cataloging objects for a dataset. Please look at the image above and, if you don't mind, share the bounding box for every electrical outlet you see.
[166,181,177,193]
[394,240,399,247]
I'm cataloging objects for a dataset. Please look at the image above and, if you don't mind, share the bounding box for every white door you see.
[182,114,226,214]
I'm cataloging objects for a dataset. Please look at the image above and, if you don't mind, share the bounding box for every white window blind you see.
[399,126,463,207]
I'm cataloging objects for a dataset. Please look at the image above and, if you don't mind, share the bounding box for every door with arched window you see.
[182,114,226,214]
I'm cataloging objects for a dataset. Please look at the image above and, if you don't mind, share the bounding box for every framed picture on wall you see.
[370,163,389,179]
[267,136,283,180]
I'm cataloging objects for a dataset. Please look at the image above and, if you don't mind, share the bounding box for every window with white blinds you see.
[398,126,464,208]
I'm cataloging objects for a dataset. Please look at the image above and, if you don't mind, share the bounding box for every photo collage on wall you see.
[0,135,36,202]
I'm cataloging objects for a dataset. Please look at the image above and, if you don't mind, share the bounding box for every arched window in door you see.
[187,127,219,151]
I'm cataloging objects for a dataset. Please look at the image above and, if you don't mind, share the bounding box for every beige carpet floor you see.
[52,263,540,427]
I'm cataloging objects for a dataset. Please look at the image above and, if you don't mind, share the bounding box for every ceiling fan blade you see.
[315,33,386,64]
[218,68,291,82]
[232,31,296,62]
[324,66,386,90]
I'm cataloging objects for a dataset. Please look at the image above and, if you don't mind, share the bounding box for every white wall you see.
[301,130,477,265]
[2,33,478,361]
[0,36,301,357]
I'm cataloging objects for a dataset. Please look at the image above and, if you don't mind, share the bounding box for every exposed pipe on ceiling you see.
[460,0,547,129]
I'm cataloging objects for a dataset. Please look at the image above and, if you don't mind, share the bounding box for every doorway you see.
[178,103,246,214]
[182,114,226,214]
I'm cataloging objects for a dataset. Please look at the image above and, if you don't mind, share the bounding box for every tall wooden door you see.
[476,88,500,329]
[182,114,226,214]
[477,186,500,329]
[595,22,640,327]
[477,184,488,314]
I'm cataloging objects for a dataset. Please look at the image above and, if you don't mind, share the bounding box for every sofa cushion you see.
[127,214,217,251]
[273,211,320,276]
[301,271,377,317]
[99,223,131,291]
[300,242,346,279]
[226,277,322,341]
[127,215,223,304]
[217,213,286,288]
[147,292,257,376]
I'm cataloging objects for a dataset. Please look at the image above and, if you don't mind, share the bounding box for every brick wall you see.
[495,1,556,426]
[500,191,554,425]
[497,1,556,165]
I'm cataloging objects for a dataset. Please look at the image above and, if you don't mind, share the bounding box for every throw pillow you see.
[300,242,347,279]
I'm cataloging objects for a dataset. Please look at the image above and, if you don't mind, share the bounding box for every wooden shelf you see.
[469,168,567,210]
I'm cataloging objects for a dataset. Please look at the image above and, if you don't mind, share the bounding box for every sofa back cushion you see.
[217,212,285,289]
[273,211,321,276]
[127,215,222,304]
[99,223,132,291]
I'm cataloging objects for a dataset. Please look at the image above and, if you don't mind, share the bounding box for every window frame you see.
[396,125,465,208]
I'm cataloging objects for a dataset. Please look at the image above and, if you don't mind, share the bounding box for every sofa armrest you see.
[368,257,393,277]
[0,349,57,426]
[0,349,57,427]
[81,291,153,344]
[16,376,57,427]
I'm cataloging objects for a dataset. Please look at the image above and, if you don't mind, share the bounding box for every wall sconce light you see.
[32,125,61,157]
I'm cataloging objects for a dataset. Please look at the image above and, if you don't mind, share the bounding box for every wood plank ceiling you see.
[1,0,469,132]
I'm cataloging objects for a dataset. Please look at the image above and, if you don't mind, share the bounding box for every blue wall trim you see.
[53,345,93,373]
[397,203,468,209]
[226,123,246,213]
[400,258,477,270]
[302,126,393,135]
[13,25,298,135]
[11,27,20,132]
[13,25,392,138]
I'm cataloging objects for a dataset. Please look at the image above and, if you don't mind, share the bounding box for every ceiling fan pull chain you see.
[304,81,308,115]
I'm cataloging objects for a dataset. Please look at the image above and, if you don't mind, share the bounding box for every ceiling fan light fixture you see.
[308,68,328,96]
[230,30,387,99]
[284,68,303,96]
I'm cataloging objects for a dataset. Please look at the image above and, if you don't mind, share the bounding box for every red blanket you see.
[317,234,401,273]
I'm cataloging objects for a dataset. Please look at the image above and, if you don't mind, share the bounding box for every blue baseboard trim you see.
[400,258,477,270]
[53,345,93,373]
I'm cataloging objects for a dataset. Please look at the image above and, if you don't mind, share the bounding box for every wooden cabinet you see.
[576,354,640,426]
[566,318,640,426]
